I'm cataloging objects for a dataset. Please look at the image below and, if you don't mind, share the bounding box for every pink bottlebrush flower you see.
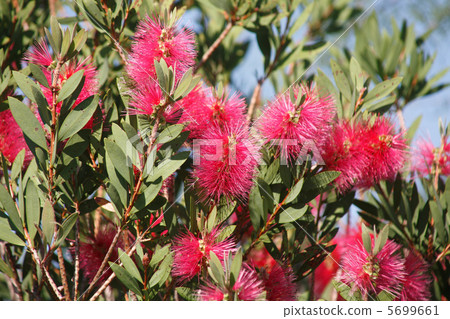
[356,117,407,188]
[25,41,99,129]
[192,123,260,203]
[197,281,225,301]
[126,16,196,83]
[263,262,297,301]
[315,226,362,297]
[337,238,406,299]
[413,136,450,176]
[180,88,247,140]
[128,81,163,116]
[248,246,277,270]
[24,40,53,67]
[78,228,125,284]
[398,251,431,301]
[198,264,264,301]
[256,84,335,162]
[233,264,265,301]
[322,120,369,193]
[0,109,33,167]
[172,227,236,282]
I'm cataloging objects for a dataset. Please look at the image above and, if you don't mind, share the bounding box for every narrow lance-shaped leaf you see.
[58,95,99,141]
[57,69,85,102]
[0,184,23,236]
[42,199,55,245]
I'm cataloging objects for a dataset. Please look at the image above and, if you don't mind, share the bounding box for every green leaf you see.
[429,201,446,245]
[149,253,172,288]
[303,171,340,193]
[0,257,14,278]
[0,185,23,236]
[349,57,364,91]
[55,213,78,247]
[406,115,422,142]
[156,124,184,145]
[364,77,403,104]
[216,225,236,243]
[42,199,55,245]
[109,263,142,297]
[149,245,170,268]
[57,69,85,102]
[332,280,363,301]
[0,218,25,246]
[105,139,132,187]
[29,64,50,89]
[249,186,264,231]
[149,151,189,182]
[377,290,395,301]
[118,248,143,283]
[361,223,373,254]
[72,29,87,53]
[8,97,47,151]
[278,205,308,223]
[373,224,389,255]
[208,251,225,287]
[111,123,140,168]
[176,287,196,301]
[25,181,40,242]
[230,248,242,286]
[330,59,352,101]
[50,16,62,54]
[59,95,99,141]
[11,149,25,181]
[288,3,313,37]
[173,69,193,100]
[60,28,72,58]
[285,179,304,204]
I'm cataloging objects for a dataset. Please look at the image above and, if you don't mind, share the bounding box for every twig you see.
[57,247,70,300]
[89,243,138,301]
[48,60,62,204]
[396,107,406,132]
[246,80,262,123]
[81,226,122,300]
[73,202,81,300]
[194,21,233,73]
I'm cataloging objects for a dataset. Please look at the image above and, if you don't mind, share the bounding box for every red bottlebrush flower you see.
[0,109,33,167]
[413,136,450,177]
[198,264,264,301]
[78,229,125,284]
[192,123,260,203]
[25,41,99,129]
[180,88,247,140]
[172,227,236,282]
[233,264,265,301]
[247,246,277,270]
[128,81,162,116]
[315,226,362,297]
[337,238,406,299]
[398,251,431,301]
[197,281,225,301]
[256,84,335,162]
[356,117,407,188]
[24,40,53,67]
[263,263,297,301]
[126,16,196,83]
[322,120,369,193]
